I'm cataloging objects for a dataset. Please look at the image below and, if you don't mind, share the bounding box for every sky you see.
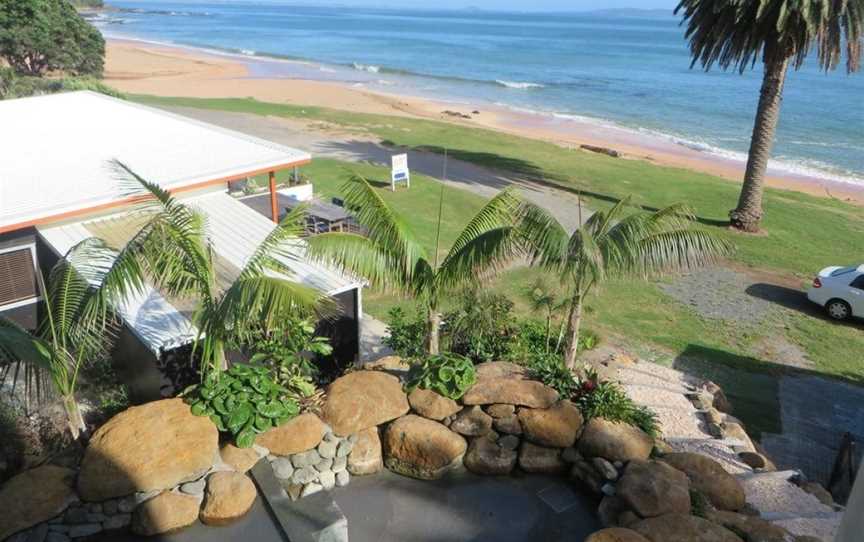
[147,0,680,12]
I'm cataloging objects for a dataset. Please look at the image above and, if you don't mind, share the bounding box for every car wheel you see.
[826,299,852,321]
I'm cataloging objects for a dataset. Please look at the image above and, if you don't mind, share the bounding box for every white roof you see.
[37,191,358,355]
[0,91,310,232]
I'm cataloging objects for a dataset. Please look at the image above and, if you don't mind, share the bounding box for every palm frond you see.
[341,175,428,278]
[306,232,407,292]
[676,0,862,73]
[604,205,733,279]
[436,226,521,291]
[514,200,569,270]
[442,188,522,265]
[217,275,333,342]
[237,205,308,281]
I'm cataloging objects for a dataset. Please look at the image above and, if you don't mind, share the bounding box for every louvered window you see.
[0,246,39,309]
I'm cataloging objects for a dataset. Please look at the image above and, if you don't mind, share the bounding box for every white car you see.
[807,264,864,321]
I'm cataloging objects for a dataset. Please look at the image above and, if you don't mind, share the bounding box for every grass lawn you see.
[150,95,864,437]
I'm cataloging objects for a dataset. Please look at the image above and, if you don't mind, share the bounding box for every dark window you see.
[0,247,38,308]
[850,275,864,290]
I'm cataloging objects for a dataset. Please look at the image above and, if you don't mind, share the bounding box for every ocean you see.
[93,1,864,184]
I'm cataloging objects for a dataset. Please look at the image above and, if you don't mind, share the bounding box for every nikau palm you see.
[114,163,329,380]
[0,237,148,439]
[521,198,733,369]
[307,176,524,355]
[676,0,863,232]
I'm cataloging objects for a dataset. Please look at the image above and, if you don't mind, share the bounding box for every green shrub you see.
[407,353,476,400]
[384,306,426,358]
[244,317,332,400]
[0,68,124,100]
[574,368,661,438]
[445,290,517,363]
[526,352,577,397]
[187,364,299,448]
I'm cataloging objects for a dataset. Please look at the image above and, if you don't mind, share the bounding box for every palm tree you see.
[0,237,148,439]
[521,198,733,369]
[113,162,330,380]
[307,176,525,355]
[524,277,569,354]
[676,0,863,232]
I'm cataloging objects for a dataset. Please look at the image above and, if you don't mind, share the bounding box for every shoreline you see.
[103,37,864,206]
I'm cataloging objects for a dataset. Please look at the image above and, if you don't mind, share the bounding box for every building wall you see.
[317,287,360,377]
[111,325,163,405]
[0,228,58,330]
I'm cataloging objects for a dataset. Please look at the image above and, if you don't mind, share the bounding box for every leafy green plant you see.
[445,289,517,363]
[244,317,332,400]
[574,367,661,438]
[383,306,426,358]
[187,364,298,448]
[526,352,577,398]
[407,353,476,401]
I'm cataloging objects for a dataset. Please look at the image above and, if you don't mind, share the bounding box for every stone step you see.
[251,461,348,542]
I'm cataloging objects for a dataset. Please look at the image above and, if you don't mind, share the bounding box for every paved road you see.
[164,106,589,233]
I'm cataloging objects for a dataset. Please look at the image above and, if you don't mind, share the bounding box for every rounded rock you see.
[79,399,218,501]
[384,415,467,479]
[200,472,257,526]
[585,527,651,542]
[131,492,200,536]
[322,372,410,436]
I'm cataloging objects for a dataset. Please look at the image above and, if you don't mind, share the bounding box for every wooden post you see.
[268,171,278,223]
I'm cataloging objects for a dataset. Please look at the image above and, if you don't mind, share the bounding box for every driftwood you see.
[580,144,621,158]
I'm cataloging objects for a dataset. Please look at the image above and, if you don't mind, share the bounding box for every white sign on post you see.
[391,153,410,191]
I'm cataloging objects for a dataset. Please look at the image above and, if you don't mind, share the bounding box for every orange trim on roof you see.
[0,158,311,235]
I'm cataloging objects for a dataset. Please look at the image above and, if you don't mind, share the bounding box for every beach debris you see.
[580,144,622,158]
[442,110,472,119]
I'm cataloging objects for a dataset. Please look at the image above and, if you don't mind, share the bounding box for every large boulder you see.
[586,528,651,542]
[0,465,77,541]
[199,472,257,526]
[79,398,219,501]
[462,362,558,408]
[662,453,745,511]
[131,491,201,536]
[617,460,690,519]
[322,372,409,436]
[348,426,384,476]
[705,510,793,542]
[383,415,466,479]
[578,418,653,463]
[450,406,493,437]
[518,441,567,474]
[256,413,327,456]
[632,514,743,542]
[518,400,583,448]
[464,435,518,475]
[408,388,460,421]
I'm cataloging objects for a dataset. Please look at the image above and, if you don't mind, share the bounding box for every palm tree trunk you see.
[562,293,584,370]
[62,394,86,440]
[730,56,789,233]
[426,310,441,355]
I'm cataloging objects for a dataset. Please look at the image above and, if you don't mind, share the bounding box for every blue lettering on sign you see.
[394,172,407,180]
